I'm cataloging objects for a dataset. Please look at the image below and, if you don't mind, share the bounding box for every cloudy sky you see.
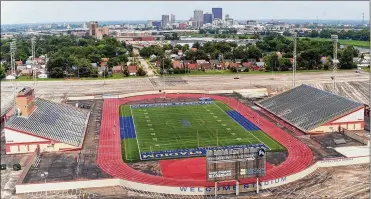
[1,1,370,24]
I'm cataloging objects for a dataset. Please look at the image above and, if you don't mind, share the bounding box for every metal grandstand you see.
[5,98,90,147]
[257,84,363,132]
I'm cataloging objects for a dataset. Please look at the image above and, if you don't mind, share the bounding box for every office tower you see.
[194,10,204,28]
[203,13,213,24]
[212,8,223,19]
[89,21,98,36]
[162,15,170,28]
[171,14,176,23]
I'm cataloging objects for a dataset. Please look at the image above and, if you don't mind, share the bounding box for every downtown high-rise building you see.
[212,8,223,20]
[203,13,213,24]
[171,14,176,23]
[89,21,98,36]
[193,10,204,28]
[162,15,169,27]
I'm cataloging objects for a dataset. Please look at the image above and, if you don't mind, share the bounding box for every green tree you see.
[136,67,147,76]
[0,63,6,79]
[339,46,357,69]
[192,42,201,49]
[123,67,129,77]
[107,57,121,68]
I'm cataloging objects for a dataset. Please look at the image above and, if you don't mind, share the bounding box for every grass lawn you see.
[362,67,370,72]
[285,36,370,48]
[119,101,284,161]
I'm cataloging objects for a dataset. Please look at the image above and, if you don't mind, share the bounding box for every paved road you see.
[139,57,154,77]
[1,70,368,97]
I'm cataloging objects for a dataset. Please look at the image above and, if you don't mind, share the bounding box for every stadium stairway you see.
[97,94,314,188]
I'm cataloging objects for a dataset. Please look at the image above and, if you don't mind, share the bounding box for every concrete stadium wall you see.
[67,90,236,101]
[16,179,120,194]
[16,156,370,195]
[344,130,370,145]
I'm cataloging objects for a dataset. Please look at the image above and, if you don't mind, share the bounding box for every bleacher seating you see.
[5,98,89,147]
[258,84,363,132]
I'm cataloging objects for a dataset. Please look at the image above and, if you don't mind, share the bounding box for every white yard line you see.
[130,106,143,159]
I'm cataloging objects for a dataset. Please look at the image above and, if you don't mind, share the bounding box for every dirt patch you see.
[127,161,162,176]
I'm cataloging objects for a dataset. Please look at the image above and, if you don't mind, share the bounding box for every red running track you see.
[160,158,275,181]
[97,94,314,187]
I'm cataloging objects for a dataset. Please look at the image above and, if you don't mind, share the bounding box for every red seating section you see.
[97,94,313,187]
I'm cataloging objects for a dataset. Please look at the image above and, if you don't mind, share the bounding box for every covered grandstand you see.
[257,84,365,134]
[4,87,90,154]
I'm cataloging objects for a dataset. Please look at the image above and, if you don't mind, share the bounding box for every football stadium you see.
[3,85,369,198]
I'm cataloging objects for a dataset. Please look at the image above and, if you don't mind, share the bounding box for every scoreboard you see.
[206,148,266,182]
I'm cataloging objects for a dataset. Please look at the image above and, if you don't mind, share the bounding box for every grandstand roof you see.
[5,98,89,147]
[257,84,364,132]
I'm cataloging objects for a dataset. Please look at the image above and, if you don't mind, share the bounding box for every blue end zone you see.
[119,116,136,139]
[226,110,261,131]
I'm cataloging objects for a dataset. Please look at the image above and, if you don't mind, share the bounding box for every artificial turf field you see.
[120,101,284,161]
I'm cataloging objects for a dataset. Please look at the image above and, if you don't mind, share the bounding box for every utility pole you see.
[292,32,297,87]
[31,37,37,91]
[10,39,17,112]
[331,35,338,94]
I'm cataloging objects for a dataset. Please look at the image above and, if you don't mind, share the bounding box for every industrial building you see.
[257,84,365,134]
[4,87,90,154]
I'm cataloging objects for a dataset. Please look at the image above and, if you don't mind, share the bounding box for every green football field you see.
[120,101,284,161]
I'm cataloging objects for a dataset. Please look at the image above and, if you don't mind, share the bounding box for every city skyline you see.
[1,1,370,25]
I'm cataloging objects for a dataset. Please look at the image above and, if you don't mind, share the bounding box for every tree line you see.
[0,35,130,78]
[284,29,370,41]
[140,33,360,71]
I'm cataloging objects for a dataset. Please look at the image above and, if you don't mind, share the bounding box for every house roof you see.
[202,63,211,68]
[210,60,219,65]
[229,63,239,67]
[242,62,254,67]
[5,98,89,147]
[256,62,265,67]
[196,60,207,64]
[98,66,106,72]
[187,63,198,69]
[128,65,138,73]
[172,60,183,68]
[257,84,363,132]
[112,66,123,71]
[191,48,197,52]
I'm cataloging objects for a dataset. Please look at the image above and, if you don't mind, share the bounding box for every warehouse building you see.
[257,84,364,134]
[4,87,90,154]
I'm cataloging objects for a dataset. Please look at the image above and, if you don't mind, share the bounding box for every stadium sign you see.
[206,148,266,181]
[130,101,213,109]
[208,170,232,179]
[140,143,269,160]
[179,176,287,193]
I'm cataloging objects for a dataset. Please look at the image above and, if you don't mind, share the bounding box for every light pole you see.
[292,32,297,87]
[331,35,338,94]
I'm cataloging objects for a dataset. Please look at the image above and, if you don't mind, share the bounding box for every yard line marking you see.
[213,102,264,146]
